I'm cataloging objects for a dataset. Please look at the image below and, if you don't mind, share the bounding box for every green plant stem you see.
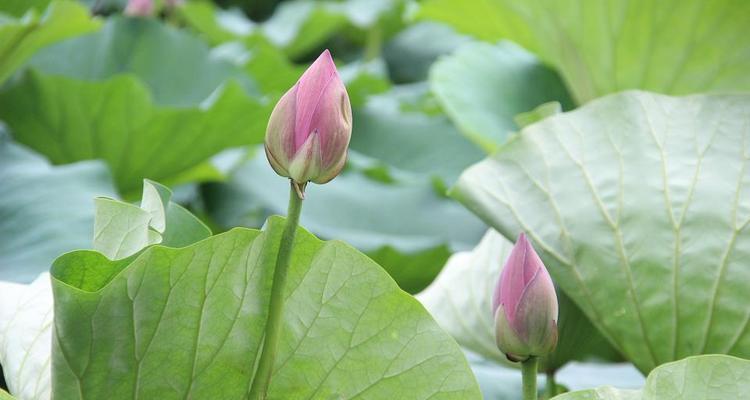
[364,24,382,61]
[521,356,538,400]
[248,180,304,399]
[546,370,556,399]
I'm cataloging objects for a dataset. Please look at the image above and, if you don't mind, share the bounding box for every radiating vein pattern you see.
[453,91,750,372]
[50,217,480,399]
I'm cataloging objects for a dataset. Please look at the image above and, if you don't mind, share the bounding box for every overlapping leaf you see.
[418,0,750,103]
[0,140,116,282]
[51,215,481,399]
[554,355,750,399]
[0,71,269,194]
[429,40,573,151]
[351,84,484,185]
[452,91,750,372]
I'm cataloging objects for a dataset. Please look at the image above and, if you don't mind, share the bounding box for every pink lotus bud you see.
[124,0,154,16]
[264,49,352,187]
[493,233,558,362]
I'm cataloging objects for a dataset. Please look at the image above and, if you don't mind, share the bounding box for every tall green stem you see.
[546,370,557,399]
[521,356,538,400]
[249,181,304,399]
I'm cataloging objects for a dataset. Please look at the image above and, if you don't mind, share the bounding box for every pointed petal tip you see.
[313,49,337,71]
[516,232,528,244]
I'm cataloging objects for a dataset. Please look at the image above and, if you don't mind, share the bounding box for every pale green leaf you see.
[430,41,573,151]
[50,216,481,399]
[383,22,471,83]
[418,0,750,103]
[140,180,171,234]
[93,180,211,259]
[514,101,562,129]
[93,198,161,260]
[0,1,100,84]
[0,71,271,194]
[0,274,52,400]
[0,140,116,283]
[452,91,750,372]
[351,84,484,185]
[554,355,750,400]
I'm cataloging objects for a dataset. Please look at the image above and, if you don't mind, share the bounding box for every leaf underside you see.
[453,91,750,373]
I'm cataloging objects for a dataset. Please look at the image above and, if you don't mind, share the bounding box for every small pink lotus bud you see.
[264,49,352,187]
[493,233,558,362]
[124,0,154,16]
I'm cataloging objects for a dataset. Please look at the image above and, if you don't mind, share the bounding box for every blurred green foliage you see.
[2,1,750,398]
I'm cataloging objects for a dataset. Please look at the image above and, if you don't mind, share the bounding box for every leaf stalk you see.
[521,356,538,400]
[249,180,304,399]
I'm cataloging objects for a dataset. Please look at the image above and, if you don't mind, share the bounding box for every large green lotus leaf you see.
[0,390,15,400]
[0,1,100,85]
[0,140,116,283]
[452,91,750,373]
[417,0,750,103]
[0,70,271,194]
[202,153,486,293]
[429,40,574,151]
[351,83,485,185]
[51,216,481,399]
[554,355,750,400]
[418,229,619,372]
[29,16,256,107]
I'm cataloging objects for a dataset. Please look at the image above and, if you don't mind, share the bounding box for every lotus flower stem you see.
[546,370,557,398]
[248,180,304,399]
[521,356,538,400]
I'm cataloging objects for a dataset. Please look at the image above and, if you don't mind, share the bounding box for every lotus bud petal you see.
[493,233,558,361]
[264,49,352,187]
[124,0,154,16]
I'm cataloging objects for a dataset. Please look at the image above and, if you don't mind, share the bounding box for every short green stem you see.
[248,180,304,399]
[546,370,557,399]
[521,356,538,400]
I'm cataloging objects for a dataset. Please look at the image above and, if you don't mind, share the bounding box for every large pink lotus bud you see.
[493,233,558,362]
[124,0,154,16]
[264,49,352,187]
